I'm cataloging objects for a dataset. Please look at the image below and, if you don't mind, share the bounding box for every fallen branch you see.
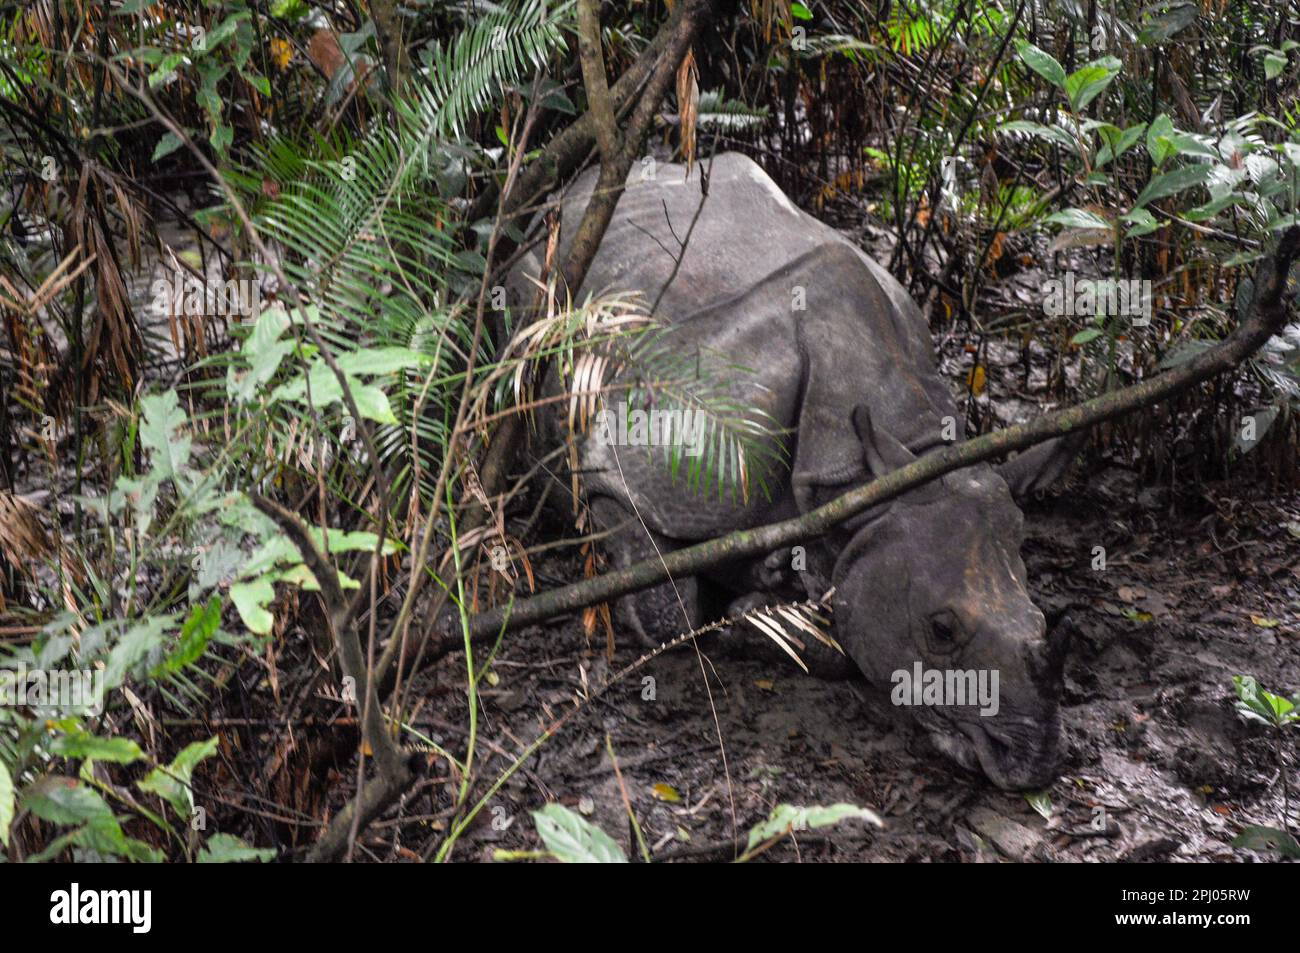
[425,226,1300,659]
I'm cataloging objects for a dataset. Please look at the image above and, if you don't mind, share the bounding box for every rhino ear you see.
[995,430,1087,499]
[851,404,916,477]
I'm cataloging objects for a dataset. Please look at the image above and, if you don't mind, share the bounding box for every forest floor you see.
[435,469,1300,862]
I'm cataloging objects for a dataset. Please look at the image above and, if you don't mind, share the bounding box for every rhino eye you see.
[928,612,963,653]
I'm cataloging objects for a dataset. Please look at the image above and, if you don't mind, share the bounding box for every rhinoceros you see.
[508,152,1072,790]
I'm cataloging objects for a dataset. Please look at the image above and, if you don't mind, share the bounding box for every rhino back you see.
[511,153,960,538]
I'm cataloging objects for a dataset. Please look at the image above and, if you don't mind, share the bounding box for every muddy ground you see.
[432,467,1300,862]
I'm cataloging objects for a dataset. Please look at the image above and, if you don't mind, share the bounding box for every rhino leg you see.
[590,496,702,648]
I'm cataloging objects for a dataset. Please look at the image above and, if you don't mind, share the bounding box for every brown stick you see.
[463,1,692,227]
[423,227,1300,659]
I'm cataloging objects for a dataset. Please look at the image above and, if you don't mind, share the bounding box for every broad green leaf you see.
[333,347,429,376]
[348,382,398,425]
[1233,825,1300,858]
[1264,51,1287,80]
[271,366,397,423]
[531,803,627,863]
[230,577,275,635]
[50,730,144,764]
[204,13,248,51]
[1015,40,1066,89]
[998,119,1077,151]
[198,833,276,863]
[139,390,191,486]
[138,736,219,818]
[1096,122,1146,168]
[230,305,295,404]
[1044,208,1111,230]
[1134,163,1211,208]
[211,123,233,156]
[1138,2,1197,46]
[1071,327,1104,345]
[21,776,155,859]
[1235,405,1279,455]
[1065,57,1122,112]
[791,2,813,19]
[1122,207,1159,237]
[1145,113,1177,167]
[151,131,185,162]
[148,52,186,88]
[105,616,173,691]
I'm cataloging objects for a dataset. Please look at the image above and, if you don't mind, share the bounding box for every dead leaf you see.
[676,48,699,173]
[651,783,682,803]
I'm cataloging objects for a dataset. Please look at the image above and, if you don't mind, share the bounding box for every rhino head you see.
[829,406,1068,790]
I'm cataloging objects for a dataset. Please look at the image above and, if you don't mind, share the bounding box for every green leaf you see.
[346,382,397,424]
[151,131,186,162]
[1264,51,1287,81]
[1025,791,1053,820]
[0,760,13,848]
[153,596,221,677]
[791,2,813,20]
[1065,56,1122,112]
[230,577,276,635]
[1044,207,1112,230]
[333,346,429,376]
[1145,113,1177,167]
[745,802,883,853]
[198,833,276,863]
[138,736,219,818]
[998,119,1077,151]
[1235,405,1280,456]
[1137,2,1197,46]
[1096,122,1146,168]
[1071,328,1104,345]
[1122,207,1159,237]
[1015,40,1066,89]
[49,730,144,765]
[271,365,398,423]
[25,777,116,826]
[148,52,186,88]
[531,803,627,863]
[211,123,233,156]
[230,304,295,404]
[139,390,191,486]
[204,13,248,51]
[1134,163,1211,208]
[105,616,173,690]
[1232,825,1300,858]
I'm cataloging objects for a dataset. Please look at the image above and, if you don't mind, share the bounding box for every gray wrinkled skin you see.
[509,153,1067,790]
